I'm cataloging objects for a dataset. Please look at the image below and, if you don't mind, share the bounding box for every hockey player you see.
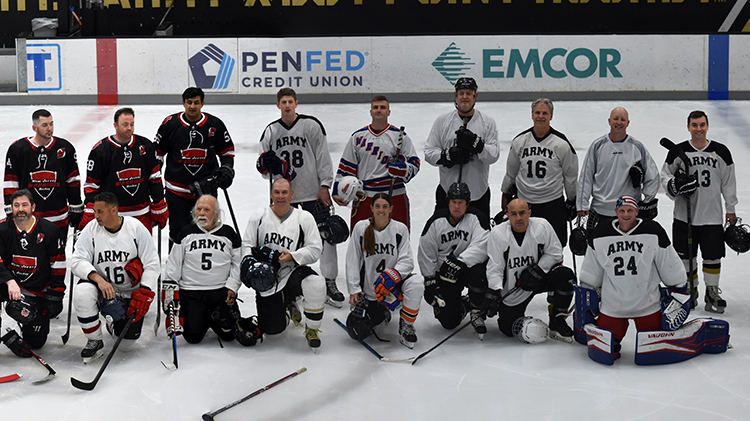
[485,198,575,342]
[333,95,420,229]
[80,108,168,231]
[70,192,159,362]
[240,178,326,352]
[4,109,83,241]
[579,195,686,359]
[163,195,251,344]
[418,182,490,338]
[345,193,422,348]
[154,87,235,247]
[577,107,660,232]
[424,77,499,218]
[256,88,343,309]
[0,190,65,357]
[660,111,738,313]
[501,99,578,246]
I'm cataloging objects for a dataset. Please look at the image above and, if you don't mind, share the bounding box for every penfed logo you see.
[189,44,235,90]
[241,49,368,89]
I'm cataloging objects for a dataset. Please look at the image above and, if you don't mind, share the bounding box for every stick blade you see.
[70,376,97,391]
[659,137,675,149]
[0,373,22,383]
[32,373,55,385]
[61,332,70,345]
[201,414,215,421]
[161,361,177,371]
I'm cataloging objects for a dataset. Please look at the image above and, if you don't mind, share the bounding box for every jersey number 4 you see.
[613,256,638,276]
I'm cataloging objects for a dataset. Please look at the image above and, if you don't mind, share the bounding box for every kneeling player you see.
[485,198,575,342]
[418,182,490,338]
[579,196,686,360]
[163,195,258,345]
[345,193,422,348]
[0,190,65,357]
[241,178,325,352]
[70,192,160,362]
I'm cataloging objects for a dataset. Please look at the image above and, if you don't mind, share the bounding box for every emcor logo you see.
[189,44,235,90]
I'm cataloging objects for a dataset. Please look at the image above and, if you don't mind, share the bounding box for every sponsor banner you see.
[188,39,239,93]
[27,39,97,95]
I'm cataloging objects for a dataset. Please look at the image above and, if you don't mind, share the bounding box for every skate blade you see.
[32,373,55,385]
[548,332,574,343]
[474,331,485,341]
[83,349,104,364]
[325,297,344,308]
[399,338,415,349]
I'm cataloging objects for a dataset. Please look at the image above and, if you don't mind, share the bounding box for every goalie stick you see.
[201,367,307,421]
[71,311,136,391]
[0,373,22,383]
[333,318,415,363]
[660,137,696,309]
[161,301,179,371]
[388,126,405,197]
[411,285,520,366]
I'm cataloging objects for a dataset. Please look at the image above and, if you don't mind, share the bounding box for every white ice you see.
[0,99,749,420]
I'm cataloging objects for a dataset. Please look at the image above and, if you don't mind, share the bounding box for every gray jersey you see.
[578,134,660,217]
[424,109,500,201]
[660,139,737,226]
[418,208,489,278]
[259,114,334,203]
[501,127,578,204]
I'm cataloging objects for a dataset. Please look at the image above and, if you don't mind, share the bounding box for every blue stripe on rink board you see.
[708,35,729,100]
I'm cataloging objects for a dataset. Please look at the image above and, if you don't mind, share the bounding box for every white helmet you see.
[512,317,549,344]
[337,176,365,204]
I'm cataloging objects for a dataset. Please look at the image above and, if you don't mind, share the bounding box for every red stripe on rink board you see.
[96,39,118,105]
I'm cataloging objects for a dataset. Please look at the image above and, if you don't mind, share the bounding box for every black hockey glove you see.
[517,264,546,292]
[482,288,502,318]
[43,289,64,319]
[438,255,467,283]
[437,146,471,169]
[1,330,32,358]
[213,165,235,190]
[3,204,10,218]
[638,198,658,220]
[565,197,577,222]
[68,203,84,229]
[423,277,442,307]
[252,246,281,272]
[189,176,218,198]
[667,171,698,197]
[455,127,484,155]
[628,162,644,188]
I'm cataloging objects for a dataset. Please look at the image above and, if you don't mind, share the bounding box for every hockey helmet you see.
[5,297,38,323]
[454,77,478,93]
[346,311,374,341]
[446,182,471,203]
[100,296,128,322]
[233,316,263,346]
[512,316,549,344]
[724,218,750,254]
[569,226,588,256]
[242,259,277,292]
[337,176,365,204]
[319,214,349,245]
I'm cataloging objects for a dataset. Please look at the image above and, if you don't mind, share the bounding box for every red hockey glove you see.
[128,287,155,322]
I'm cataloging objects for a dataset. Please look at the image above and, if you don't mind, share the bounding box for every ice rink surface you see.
[0,99,749,420]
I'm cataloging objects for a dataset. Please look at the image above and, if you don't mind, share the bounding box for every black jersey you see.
[83,135,164,217]
[0,216,65,296]
[3,137,82,228]
[154,112,235,199]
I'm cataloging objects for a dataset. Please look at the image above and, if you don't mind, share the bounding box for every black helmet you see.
[454,77,478,93]
[725,218,750,254]
[446,182,471,202]
[569,226,588,256]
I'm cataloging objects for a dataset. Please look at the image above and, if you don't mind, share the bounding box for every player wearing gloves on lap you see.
[345,193,422,349]
[70,192,160,362]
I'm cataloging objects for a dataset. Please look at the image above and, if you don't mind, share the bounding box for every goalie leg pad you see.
[585,324,617,365]
[634,318,730,365]
[573,283,600,345]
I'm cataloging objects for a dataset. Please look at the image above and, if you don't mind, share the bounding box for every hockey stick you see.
[457,117,469,184]
[660,137,696,309]
[61,229,79,344]
[412,285,520,366]
[28,349,56,384]
[161,301,178,371]
[0,373,22,383]
[222,188,241,238]
[152,0,174,36]
[333,318,415,363]
[154,225,162,336]
[70,311,136,391]
[388,126,405,197]
[567,219,578,278]
[201,367,307,421]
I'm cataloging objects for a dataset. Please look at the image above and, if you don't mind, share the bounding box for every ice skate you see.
[705,286,726,314]
[286,301,303,327]
[399,318,417,349]
[324,278,345,308]
[81,339,104,364]
[548,305,574,343]
[470,309,487,341]
[304,325,321,353]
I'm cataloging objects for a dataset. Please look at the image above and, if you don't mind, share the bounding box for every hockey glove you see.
[251,246,281,272]
[660,286,690,331]
[213,165,235,190]
[78,203,95,230]
[256,150,297,181]
[42,289,64,319]
[628,162,644,188]
[68,203,84,229]
[482,288,502,318]
[438,255,468,284]
[387,155,414,182]
[3,204,10,219]
[128,287,155,322]
[189,176,218,198]
[125,258,144,288]
[150,199,169,229]
[423,277,443,307]
[437,146,471,168]
[565,197,577,222]
[638,198,658,220]
[455,127,484,155]
[667,170,698,197]
[161,279,180,314]
[374,268,404,311]
[1,330,32,358]
[517,264,547,292]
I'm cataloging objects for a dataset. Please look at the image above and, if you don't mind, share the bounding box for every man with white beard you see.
[162,194,249,345]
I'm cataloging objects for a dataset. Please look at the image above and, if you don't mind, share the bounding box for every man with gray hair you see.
[501,98,578,246]
[162,194,250,345]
